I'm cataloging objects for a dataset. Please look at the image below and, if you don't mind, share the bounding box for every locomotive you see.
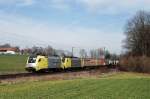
[25,55,106,72]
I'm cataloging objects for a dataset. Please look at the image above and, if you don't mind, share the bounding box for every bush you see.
[119,56,150,73]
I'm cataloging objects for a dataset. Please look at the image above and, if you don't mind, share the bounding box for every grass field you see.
[0,55,28,74]
[0,72,150,99]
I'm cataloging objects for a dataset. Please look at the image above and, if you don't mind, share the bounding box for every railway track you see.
[0,66,111,80]
[0,73,35,80]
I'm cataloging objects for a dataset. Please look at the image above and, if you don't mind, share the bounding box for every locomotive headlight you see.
[26,63,36,68]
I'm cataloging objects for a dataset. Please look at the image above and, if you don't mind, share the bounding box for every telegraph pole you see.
[72,47,74,57]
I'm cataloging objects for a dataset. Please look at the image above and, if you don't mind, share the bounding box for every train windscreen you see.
[28,56,37,63]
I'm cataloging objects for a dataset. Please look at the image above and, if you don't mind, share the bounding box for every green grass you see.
[0,55,28,74]
[0,72,150,99]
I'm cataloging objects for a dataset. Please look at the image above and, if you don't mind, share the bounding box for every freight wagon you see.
[25,55,106,72]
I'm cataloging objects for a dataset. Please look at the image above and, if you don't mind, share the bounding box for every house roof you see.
[0,48,18,52]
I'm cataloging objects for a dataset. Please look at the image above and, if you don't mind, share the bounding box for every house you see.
[0,47,19,54]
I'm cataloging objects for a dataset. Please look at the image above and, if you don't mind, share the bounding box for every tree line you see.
[0,43,117,59]
[120,10,150,73]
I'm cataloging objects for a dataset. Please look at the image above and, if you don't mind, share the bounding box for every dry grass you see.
[0,68,113,84]
[120,56,150,73]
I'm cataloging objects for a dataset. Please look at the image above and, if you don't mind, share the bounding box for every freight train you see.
[25,55,106,72]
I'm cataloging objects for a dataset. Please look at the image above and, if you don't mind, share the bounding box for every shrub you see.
[119,56,150,73]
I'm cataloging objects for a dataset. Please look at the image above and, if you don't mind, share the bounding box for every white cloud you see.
[1,0,150,15]
[42,0,150,15]
[1,0,149,53]
[26,0,149,15]
[0,0,34,6]
[19,0,34,6]
[0,12,123,53]
[48,0,70,10]
[75,0,150,15]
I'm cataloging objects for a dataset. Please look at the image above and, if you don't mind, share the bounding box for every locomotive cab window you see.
[28,57,36,63]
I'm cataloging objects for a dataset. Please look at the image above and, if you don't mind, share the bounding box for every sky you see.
[0,0,150,54]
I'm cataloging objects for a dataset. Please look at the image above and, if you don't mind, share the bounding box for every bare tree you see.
[15,46,20,52]
[90,49,97,58]
[45,46,55,56]
[90,49,105,58]
[55,49,66,57]
[79,49,87,58]
[0,43,11,48]
[21,48,32,55]
[97,48,105,58]
[31,46,41,55]
[105,50,111,59]
[124,11,150,56]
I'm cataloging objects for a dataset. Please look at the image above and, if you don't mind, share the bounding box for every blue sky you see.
[0,0,150,54]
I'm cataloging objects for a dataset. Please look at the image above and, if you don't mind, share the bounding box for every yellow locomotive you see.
[25,55,105,72]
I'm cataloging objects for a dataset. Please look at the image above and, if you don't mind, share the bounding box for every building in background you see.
[0,48,19,54]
